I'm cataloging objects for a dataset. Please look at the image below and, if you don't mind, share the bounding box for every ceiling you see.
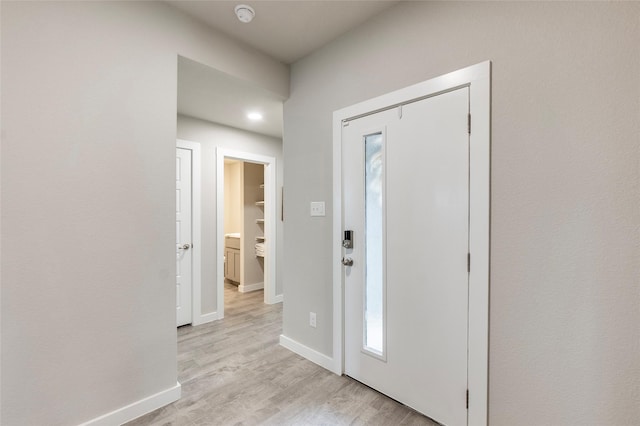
[167,1,400,64]
[178,56,284,138]
[174,1,400,139]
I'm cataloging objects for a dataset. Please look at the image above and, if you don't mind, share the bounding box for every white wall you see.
[282,2,640,425]
[224,162,242,235]
[177,115,284,304]
[0,2,288,425]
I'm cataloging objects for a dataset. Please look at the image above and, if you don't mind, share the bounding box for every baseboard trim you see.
[279,335,340,375]
[239,282,264,293]
[271,294,283,304]
[193,311,220,326]
[80,382,181,426]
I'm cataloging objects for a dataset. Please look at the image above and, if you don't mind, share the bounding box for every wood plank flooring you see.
[126,284,438,426]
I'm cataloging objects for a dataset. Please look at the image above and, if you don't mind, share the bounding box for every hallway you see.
[127,284,437,425]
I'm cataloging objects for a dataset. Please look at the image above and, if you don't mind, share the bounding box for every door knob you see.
[342,257,353,266]
[178,244,191,250]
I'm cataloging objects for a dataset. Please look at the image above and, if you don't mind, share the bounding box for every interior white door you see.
[176,148,193,327]
[343,88,470,426]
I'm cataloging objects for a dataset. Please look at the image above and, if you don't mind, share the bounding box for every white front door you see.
[343,87,470,426]
[176,148,193,326]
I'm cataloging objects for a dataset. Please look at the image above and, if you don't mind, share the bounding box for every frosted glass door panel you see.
[364,133,385,357]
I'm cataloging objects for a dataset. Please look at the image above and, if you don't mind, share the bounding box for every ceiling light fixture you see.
[247,112,263,121]
[234,4,255,24]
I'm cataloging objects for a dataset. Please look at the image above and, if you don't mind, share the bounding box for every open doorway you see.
[222,159,265,293]
[216,149,279,319]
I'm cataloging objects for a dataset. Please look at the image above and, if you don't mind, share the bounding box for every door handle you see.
[342,257,353,266]
[178,244,191,250]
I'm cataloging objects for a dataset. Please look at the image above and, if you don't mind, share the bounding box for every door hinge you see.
[398,105,403,119]
[467,113,471,134]
[466,389,469,409]
[467,253,470,272]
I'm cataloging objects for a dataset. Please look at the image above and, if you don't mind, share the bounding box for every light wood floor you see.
[126,283,438,426]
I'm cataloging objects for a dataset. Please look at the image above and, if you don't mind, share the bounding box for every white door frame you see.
[176,139,205,325]
[216,148,278,319]
[332,61,491,426]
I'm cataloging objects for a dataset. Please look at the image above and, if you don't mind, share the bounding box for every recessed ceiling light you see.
[235,4,255,24]
[247,112,263,121]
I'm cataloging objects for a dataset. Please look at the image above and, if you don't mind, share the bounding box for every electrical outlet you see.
[309,312,317,328]
[310,201,325,217]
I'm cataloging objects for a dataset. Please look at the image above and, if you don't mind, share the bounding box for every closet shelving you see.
[255,183,265,257]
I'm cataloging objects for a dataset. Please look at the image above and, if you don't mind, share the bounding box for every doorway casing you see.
[332,61,491,426]
[216,148,280,320]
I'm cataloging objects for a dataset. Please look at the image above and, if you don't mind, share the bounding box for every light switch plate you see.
[310,201,325,217]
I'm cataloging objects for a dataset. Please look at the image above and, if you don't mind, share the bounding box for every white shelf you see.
[256,183,265,253]
[256,184,265,251]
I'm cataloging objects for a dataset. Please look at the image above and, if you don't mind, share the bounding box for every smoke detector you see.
[234,4,255,23]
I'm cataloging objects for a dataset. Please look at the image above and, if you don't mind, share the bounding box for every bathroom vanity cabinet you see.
[224,235,240,283]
